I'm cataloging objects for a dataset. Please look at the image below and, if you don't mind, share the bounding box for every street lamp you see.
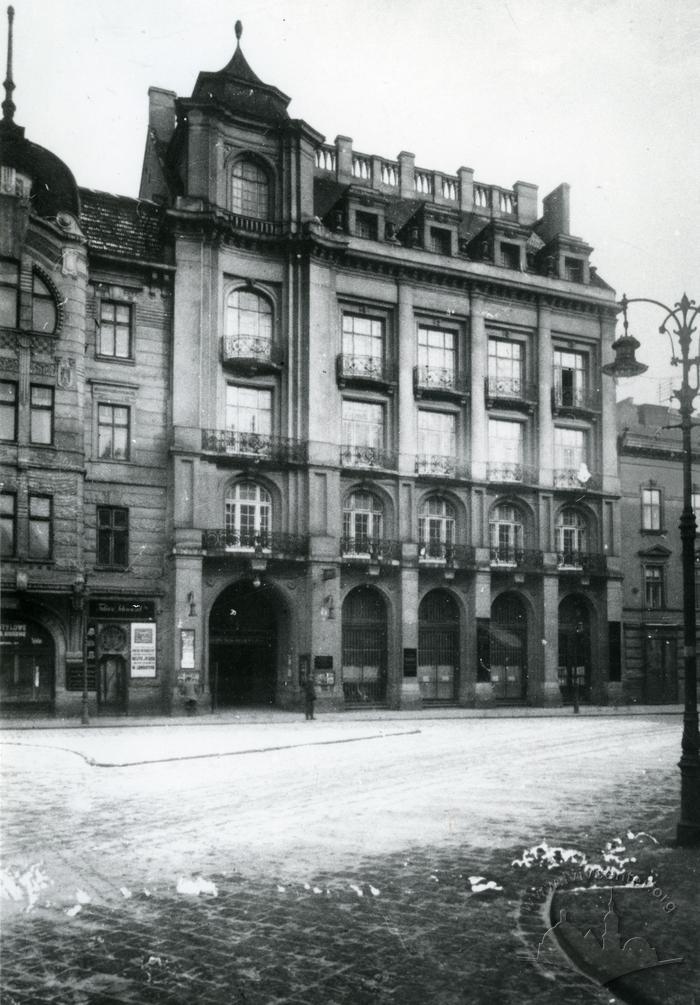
[603,292,700,846]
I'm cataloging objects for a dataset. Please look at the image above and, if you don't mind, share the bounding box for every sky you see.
[8,0,700,404]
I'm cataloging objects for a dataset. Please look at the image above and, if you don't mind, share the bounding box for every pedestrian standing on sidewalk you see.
[304,674,317,720]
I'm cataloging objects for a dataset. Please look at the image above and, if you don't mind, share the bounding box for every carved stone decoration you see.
[55,356,75,388]
[99,624,127,652]
[0,356,19,372]
[30,359,57,378]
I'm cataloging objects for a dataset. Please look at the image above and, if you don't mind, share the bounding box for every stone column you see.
[541,573,562,706]
[537,299,554,487]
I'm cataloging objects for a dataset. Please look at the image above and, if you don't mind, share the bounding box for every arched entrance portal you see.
[341,586,388,705]
[418,589,459,702]
[489,592,528,701]
[558,595,591,704]
[209,581,278,708]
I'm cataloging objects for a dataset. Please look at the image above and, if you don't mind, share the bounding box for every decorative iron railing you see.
[487,462,538,486]
[202,530,309,557]
[201,429,308,464]
[485,375,538,404]
[489,547,544,571]
[340,444,398,470]
[415,455,470,480]
[340,536,401,563]
[336,354,395,385]
[222,335,283,367]
[556,551,607,575]
[414,365,467,396]
[551,385,601,413]
[418,541,476,565]
[552,468,602,492]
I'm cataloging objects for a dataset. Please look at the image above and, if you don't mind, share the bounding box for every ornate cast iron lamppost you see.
[603,293,700,845]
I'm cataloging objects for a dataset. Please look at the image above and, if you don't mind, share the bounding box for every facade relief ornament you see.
[30,359,57,378]
[55,356,76,388]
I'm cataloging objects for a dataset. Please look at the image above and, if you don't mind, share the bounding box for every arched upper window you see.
[225,289,273,344]
[224,482,271,549]
[556,508,587,566]
[231,159,270,220]
[419,496,455,559]
[32,273,57,335]
[489,503,523,564]
[343,490,383,555]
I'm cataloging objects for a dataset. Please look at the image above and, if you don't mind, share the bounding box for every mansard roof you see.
[79,189,168,263]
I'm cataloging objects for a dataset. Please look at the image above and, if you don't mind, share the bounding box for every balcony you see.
[221,335,283,374]
[556,551,607,576]
[336,354,396,392]
[418,541,476,566]
[553,468,602,492]
[489,547,543,572]
[487,462,538,487]
[340,444,398,471]
[413,365,468,401]
[551,384,601,417]
[485,376,538,411]
[341,536,401,565]
[415,455,470,480]
[202,529,309,559]
[225,212,283,238]
[201,429,308,466]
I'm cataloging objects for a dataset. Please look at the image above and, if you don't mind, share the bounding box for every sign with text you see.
[130,623,157,678]
[90,599,155,621]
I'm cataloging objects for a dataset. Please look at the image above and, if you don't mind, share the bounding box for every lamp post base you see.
[677,755,700,846]
[81,696,90,726]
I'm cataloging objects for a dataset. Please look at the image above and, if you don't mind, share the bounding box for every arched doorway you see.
[558,595,591,704]
[0,618,55,710]
[209,581,278,707]
[341,586,388,705]
[489,593,528,701]
[418,589,459,701]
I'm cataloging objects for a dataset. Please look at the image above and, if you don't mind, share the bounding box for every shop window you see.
[97,506,129,568]
[0,380,17,441]
[30,385,54,445]
[98,404,130,460]
[231,159,270,219]
[32,273,57,335]
[98,301,132,359]
[0,492,15,556]
[0,259,19,328]
[641,487,662,531]
[28,494,52,559]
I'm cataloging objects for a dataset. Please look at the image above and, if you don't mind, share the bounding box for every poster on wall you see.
[130,623,157,678]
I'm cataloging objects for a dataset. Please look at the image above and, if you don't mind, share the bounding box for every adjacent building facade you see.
[617,398,700,704]
[1,18,625,716]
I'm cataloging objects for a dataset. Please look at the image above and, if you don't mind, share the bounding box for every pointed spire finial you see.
[235,19,243,46]
[3,4,16,123]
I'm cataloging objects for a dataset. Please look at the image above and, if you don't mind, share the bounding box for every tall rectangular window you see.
[0,380,17,441]
[641,488,662,531]
[488,338,522,394]
[418,410,456,457]
[98,404,130,460]
[430,227,452,255]
[342,400,384,449]
[553,350,586,407]
[98,301,132,359]
[225,385,272,434]
[418,326,456,379]
[28,495,52,559]
[0,492,15,556]
[489,419,522,465]
[30,385,54,445]
[97,506,129,568]
[555,427,586,469]
[0,259,19,328]
[342,314,384,365]
[644,565,664,609]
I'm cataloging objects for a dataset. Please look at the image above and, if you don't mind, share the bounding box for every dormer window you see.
[564,257,584,283]
[429,227,452,256]
[231,159,270,220]
[355,211,378,240]
[500,242,521,270]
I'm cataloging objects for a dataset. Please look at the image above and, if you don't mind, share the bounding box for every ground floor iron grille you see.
[418,589,459,701]
[341,585,387,704]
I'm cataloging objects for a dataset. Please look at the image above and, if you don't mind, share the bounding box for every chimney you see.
[148,87,177,143]
[540,183,570,242]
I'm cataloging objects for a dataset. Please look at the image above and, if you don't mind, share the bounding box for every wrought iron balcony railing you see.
[202,529,309,557]
[202,429,308,465]
[413,365,468,399]
[221,335,283,369]
[341,536,401,563]
[415,454,470,480]
[552,468,602,492]
[336,354,396,388]
[556,551,607,575]
[551,384,601,414]
[489,546,544,571]
[340,444,398,470]
[487,462,538,486]
[485,375,538,408]
[418,541,476,565]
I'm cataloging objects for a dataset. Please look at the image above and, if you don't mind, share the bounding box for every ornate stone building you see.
[1,15,623,715]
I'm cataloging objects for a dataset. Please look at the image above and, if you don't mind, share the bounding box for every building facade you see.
[617,398,700,704]
[1,17,624,715]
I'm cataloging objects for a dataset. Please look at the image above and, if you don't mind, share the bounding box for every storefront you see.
[0,618,55,710]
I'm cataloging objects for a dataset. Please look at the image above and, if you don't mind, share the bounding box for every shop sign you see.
[130,623,157,678]
[89,599,155,620]
[0,623,27,644]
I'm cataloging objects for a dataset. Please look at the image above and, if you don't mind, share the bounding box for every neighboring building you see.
[1,15,624,715]
[617,398,700,703]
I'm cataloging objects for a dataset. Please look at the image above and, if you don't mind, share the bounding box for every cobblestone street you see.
[1,715,697,1003]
